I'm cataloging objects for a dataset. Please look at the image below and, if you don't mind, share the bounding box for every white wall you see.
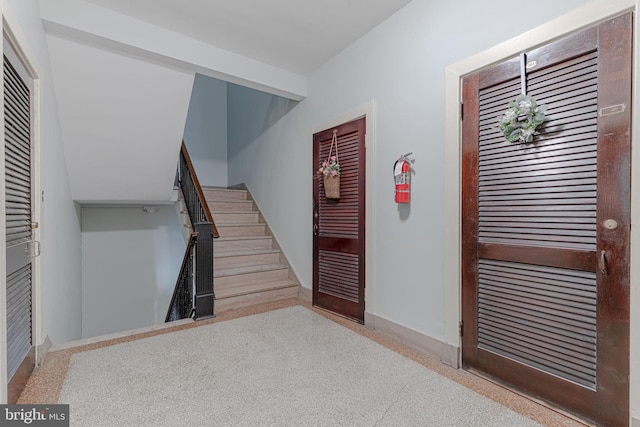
[2,0,83,347]
[81,205,185,339]
[46,34,194,203]
[183,74,228,187]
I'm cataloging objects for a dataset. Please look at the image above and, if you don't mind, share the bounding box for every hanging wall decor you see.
[499,94,547,143]
[317,130,341,199]
[498,53,547,144]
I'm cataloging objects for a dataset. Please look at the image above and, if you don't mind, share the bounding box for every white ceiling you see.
[84,0,412,75]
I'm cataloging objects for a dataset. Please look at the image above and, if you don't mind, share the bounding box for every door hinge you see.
[26,240,41,258]
[459,320,464,337]
[460,102,464,120]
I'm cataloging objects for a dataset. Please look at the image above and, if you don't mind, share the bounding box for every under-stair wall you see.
[81,205,186,338]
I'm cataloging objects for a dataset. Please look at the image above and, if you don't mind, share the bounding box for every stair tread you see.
[207,200,252,204]
[202,187,247,192]
[211,211,257,214]
[214,263,288,278]
[214,248,280,258]
[216,235,271,241]
[216,279,297,299]
[217,223,264,227]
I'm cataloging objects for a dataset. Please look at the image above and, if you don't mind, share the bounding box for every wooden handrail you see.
[180,141,219,238]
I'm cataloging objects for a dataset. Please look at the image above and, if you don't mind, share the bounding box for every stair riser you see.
[214,238,272,251]
[215,286,298,313]
[215,253,280,270]
[218,225,266,237]
[207,201,254,212]
[216,268,289,289]
[203,189,247,201]
[213,213,259,224]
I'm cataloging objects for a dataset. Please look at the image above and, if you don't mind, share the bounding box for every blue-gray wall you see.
[183,74,228,187]
[227,82,297,184]
[81,206,185,338]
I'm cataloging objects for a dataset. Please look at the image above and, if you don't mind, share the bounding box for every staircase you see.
[202,186,299,313]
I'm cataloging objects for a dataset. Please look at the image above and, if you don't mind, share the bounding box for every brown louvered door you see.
[461,13,631,427]
[313,118,365,322]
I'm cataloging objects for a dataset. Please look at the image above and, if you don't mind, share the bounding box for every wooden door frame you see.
[0,9,44,404]
[312,101,376,326]
[443,0,640,419]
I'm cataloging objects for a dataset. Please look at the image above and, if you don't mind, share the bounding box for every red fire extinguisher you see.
[394,153,413,203]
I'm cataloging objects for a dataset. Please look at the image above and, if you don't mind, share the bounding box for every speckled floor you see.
[18,298,587,426]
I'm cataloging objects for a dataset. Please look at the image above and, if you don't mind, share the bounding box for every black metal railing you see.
[165,141,219,322]
[165,234,197,322]
[179,143,217,230]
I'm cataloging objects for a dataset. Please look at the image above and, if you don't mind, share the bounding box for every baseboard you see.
[440,342,460,368]
[50,319,193,352]
[364,311,375,330]
[298,285,312,303]
[365,313,460,368]
[36,335,52,366]
[370,314,443,362]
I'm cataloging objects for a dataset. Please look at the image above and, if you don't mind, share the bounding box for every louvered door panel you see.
[478,259,596,388]
[313,118,365,322]
[6,265,32,379]
[478,50,598,250]
[4,53,33,383]
[319,132,360,239]
[318,251,359,302]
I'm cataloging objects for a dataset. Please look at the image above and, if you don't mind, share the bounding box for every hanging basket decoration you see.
[317,130,341,199]
[499,94,547,143]
[323,175,340,199]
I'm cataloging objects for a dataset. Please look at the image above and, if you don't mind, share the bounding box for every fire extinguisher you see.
[394,152,413,203]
